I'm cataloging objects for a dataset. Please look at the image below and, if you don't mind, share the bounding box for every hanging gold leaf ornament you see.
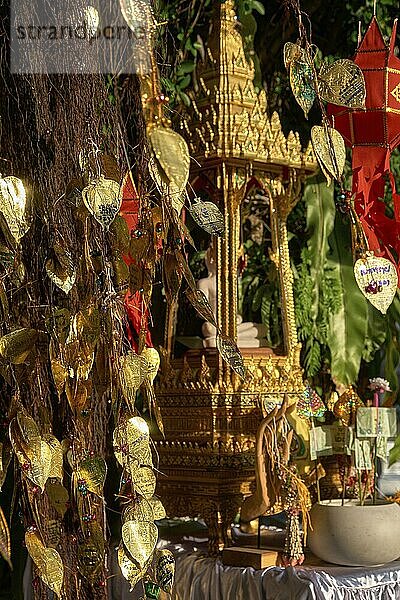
[118,542,147,590]
[0,440,12,490]
[141,347,160,384]
[25,529,64,598]
[353,254,398,314]
[76,455,107,496]
[120,352,149,407]
[45,243,76,294]
[82,176,122,230]
[311,125,346,185]
[131,465,156,499]
[113,416,152,469]
[0,175,30,243]
[284,43,316,118]
[186,288,218,327]
[122,520,158,569]
[46,481,69,517]
[148,124,190,202]
[43,434,63,480]
[156,549,175,594]
[189,198,225,237]
[77,522,105,583]
[0,328,38,364]
[216,334,246,379]
[123,496,166,522]
[0,506,11,569]
[318,59,366,108]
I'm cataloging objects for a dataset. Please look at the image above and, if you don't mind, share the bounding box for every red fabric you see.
[120,172,153,350]
[327,18,400,279]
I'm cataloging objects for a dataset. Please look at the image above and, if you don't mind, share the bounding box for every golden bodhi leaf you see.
[43,434,63,480]
[186,288,218,328]
[311,125,345,185]
[189,198,225,237]
[353,255,398,315]
[148,125,190,196]
[118,542,146,590]
[122,520,158,569]
[131,466,156,499]
[156,549,175,594]
[25,529,64,598]
[123,497,166,523]
[0,506,11,569]
[0,440,12,491]
[140,347,160,384]
[28,439,53,491]
[120,352,149,406]
[46,481,69,517]
[283,42,307,69]
[77,522,105,583]
[113,416,152,469]
[216,334,246,379]
[77,456,107,496]
[82,176,122,230]
[0,328,38,364]
[45,243,76,295]
[318,59,365,108]
[0,175,30,243]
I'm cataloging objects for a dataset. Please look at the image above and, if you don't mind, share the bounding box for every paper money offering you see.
[331,422,353,455]
[309,426,333,460]
[354,438,372,470]
[356,407,397,438]
[376,436,388,460]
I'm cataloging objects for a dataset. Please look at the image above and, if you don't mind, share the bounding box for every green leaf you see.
[304,173,336,326]
[326,215,369,385]
[251,0,265,15]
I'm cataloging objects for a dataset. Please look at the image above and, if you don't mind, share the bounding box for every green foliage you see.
[240,239,282,348]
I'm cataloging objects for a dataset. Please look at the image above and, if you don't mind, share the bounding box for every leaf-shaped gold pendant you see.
[16,412,40,446]
[45,243,76,294]
[77,522,105,583]
[43,434,63,480]
[0,506,11,569]
[29,439,53,491]
[82,176,122,230]
[131,465,156,499]
[0,328,38,364]
[189,198,224,237]
[25,529,64,598]
[354,255,398,314]
[46,481,69,517]
[148,125,190,196]
[0,440,12,490]
[290,60,316,118]
[76,456,107,496]
[120,352,149,406]
[318,59,365,108]
[156,549,175,594]
[148,156,186,215]
[122,520,158,569]
[0,176,30,243]
[140,347,160,384]
[311,125,346,185]
[163,251,183,304]
[216,334,246,379]
[113,416,152,469]
[118,542,146,590]
[123,497,166,523]
[283,42,307,69]
[186,288,218,328]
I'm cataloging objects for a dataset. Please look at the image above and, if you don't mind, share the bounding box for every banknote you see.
[356,407,397,438]
[354,438,372,470]
[376,436,388,460]
[309,423,353,459]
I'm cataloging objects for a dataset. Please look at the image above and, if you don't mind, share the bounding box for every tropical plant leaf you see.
[326,215,368,385]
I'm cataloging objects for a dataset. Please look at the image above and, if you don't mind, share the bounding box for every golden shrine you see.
[155,0,316,553]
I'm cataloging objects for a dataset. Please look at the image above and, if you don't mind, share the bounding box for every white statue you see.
[197,247,268,348]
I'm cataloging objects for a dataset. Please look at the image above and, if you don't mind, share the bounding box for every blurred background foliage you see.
[154,0,400,403]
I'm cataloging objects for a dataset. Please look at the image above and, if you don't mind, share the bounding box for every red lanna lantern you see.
[328,17,400,276]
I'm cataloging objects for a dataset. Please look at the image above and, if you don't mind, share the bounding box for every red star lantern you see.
[328,17,400,276]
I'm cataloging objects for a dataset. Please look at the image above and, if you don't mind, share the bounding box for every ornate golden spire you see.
[181,0,314,166]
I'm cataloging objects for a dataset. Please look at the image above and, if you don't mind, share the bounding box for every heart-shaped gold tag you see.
[148,125,190,195]
[0,176,30,243]
[45,244,76,294]
[76,456,107,496]
[113,416,152,469]
[82,176,122,230]
[122,520,158,568]
[43,434,63,480]
[120,352,149,406]
[25,530,64,598]
[311,125,346,185]
[216,334,246,379]
[29,439,53,491]
[123,497,166,523]
[131,466,156,499]
[46,481,69,517]
[354,255,398,314]
[140,347,160,384]
[189,199,225,237]
[118,542,146,590]
[156,549,175,594]
[318,59,365,108]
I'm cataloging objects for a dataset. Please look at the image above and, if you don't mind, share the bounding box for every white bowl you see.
[308,499,400,566]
